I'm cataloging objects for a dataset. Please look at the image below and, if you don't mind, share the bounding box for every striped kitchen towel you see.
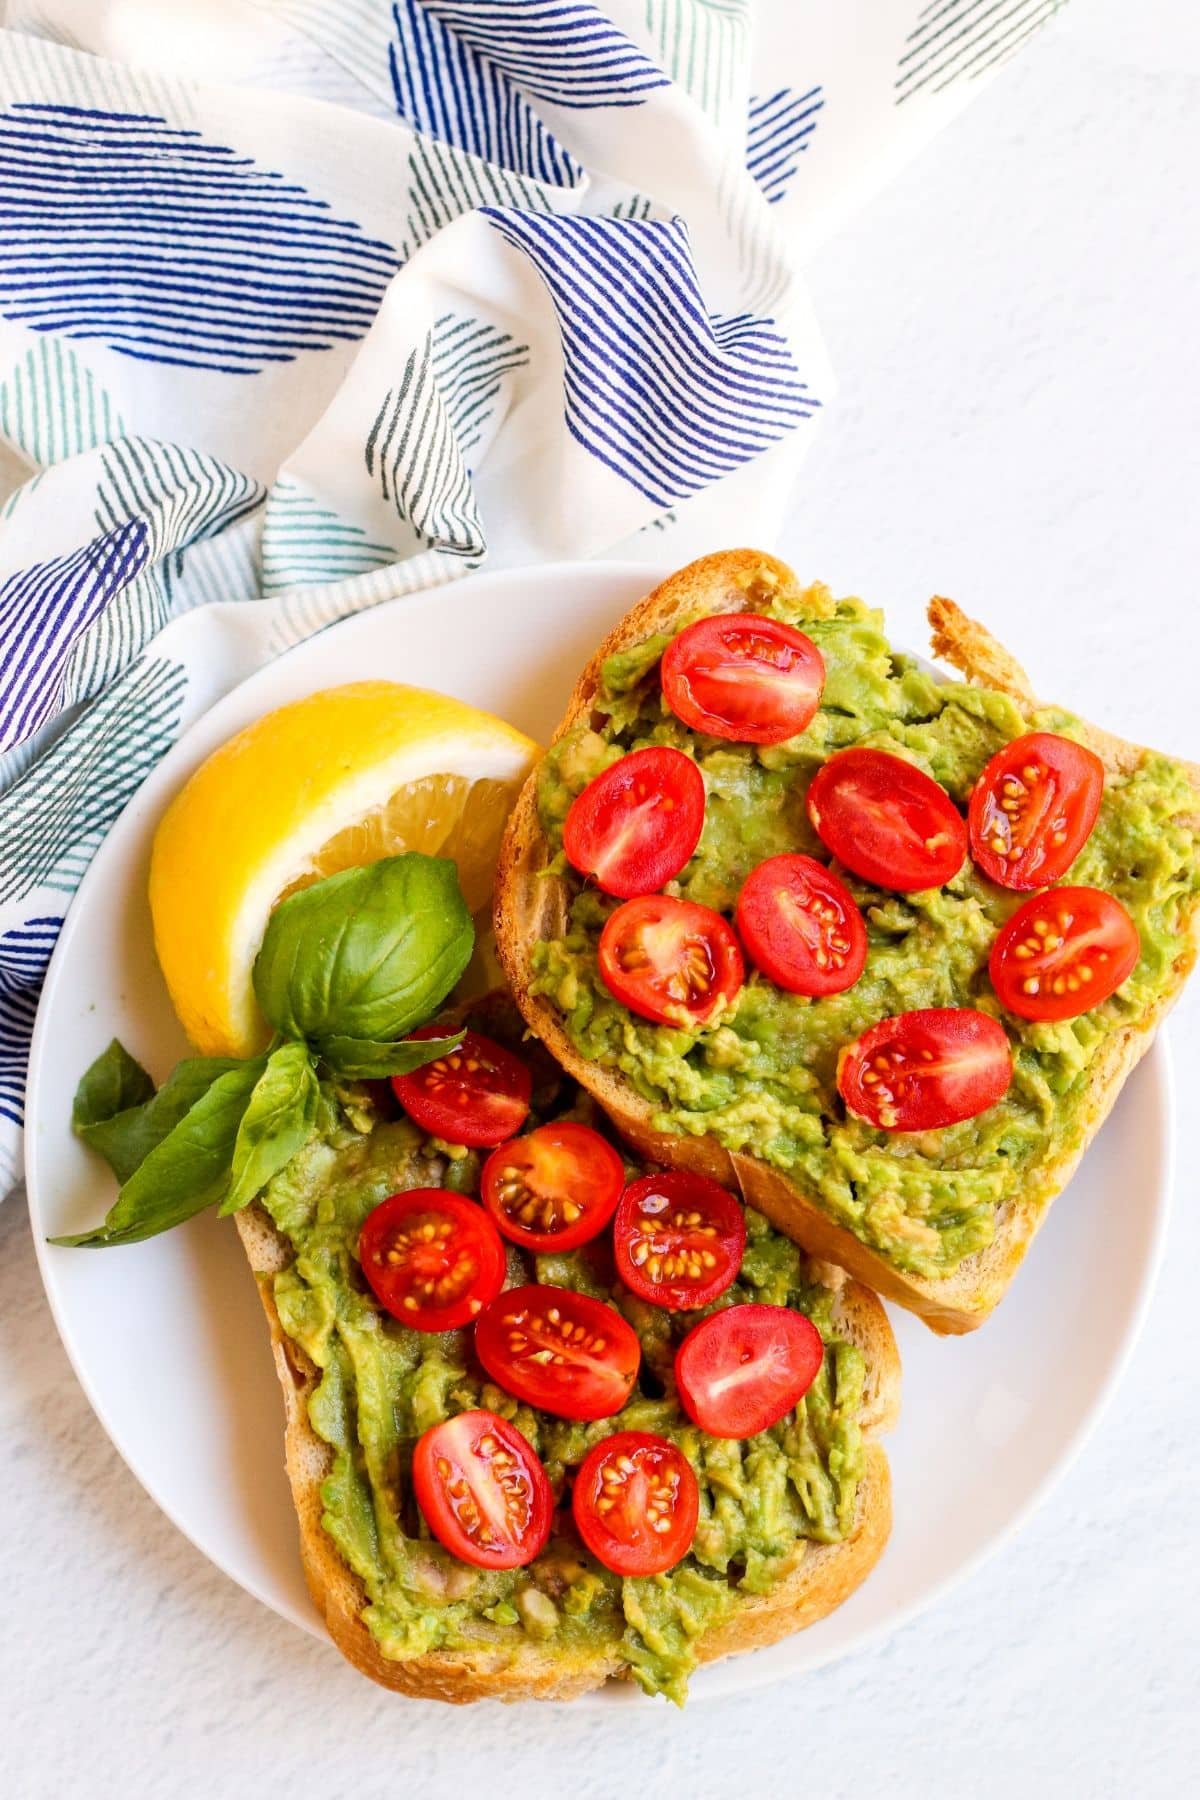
[0,0,1068,1188]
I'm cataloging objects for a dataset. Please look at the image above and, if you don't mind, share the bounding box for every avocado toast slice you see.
[494,551,1200,1333]
[235,997,900,1702]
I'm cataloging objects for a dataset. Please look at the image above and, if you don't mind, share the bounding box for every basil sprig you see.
[252,855,473,1044]
[53,853,473,1248]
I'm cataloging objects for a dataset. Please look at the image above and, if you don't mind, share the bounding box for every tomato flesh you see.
[613,1170,745,1310]
[412,1410,552,1570]
[838,1007,1012,1131]
[474,1284,640,1421]
[989,885,1139,1022]
[572,1431,699,1576]
[736,853,867,996]
[358,1189,506,1331]
[597,895,744,1030]
[391,1028,531,1147]
[481,1121,625,1253]
[806,747,967,891]
[674,1304,824,1439]
[661,612,825,745]
[969,732,1104,890]
[562,745,705,898]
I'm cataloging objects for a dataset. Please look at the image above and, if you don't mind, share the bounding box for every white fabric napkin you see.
[0,0,1069,1187]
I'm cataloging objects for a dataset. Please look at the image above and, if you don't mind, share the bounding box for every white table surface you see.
[5,2,1199,1793]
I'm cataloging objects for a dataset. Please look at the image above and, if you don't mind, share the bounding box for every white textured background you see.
[5,2,1199,1793]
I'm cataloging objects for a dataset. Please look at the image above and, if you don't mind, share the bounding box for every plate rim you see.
[23,557,1175,1703]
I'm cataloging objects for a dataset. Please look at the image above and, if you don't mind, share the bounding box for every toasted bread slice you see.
[494,551,1200,1334]
[235,1197,898,1702]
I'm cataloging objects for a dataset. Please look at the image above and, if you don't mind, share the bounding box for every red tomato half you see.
[572,1432,699,1576]
[674,1304,824,1439]
[474,1284,641,1421]
[969,732,1104,890]
[358,1189,506,1331]
[481,1122,625,1253]
[989,886,1140,1022]
[597,895,744,1030]
[838,1007,1012,1132]
[660,612,825,745]
[391,1028,531,1147]
[562,746,705,898]
[412,1410,552,1570]
[613,1170,745,1310]
[806,748,967,892]
[735,853,867,996]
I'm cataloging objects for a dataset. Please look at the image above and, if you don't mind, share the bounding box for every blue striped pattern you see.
[0,102,400,375]
[746,87,824,204]
[482,210,817,506]
[0,520,149,753]
[416,2,668,107]
[0,915,63,1129]
[390,0,579,184]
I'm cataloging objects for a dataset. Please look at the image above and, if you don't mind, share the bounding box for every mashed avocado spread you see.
[531,583,1200,1280]
[260,1069,866,1703]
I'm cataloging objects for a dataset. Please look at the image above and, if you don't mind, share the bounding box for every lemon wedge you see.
[148,681,538,1057]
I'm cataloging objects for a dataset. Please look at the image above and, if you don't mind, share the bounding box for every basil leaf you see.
[316,1029,464,1081]
[220,1041,320,1217]
[252,854,473,1044]
[73,1053,241,1185]
[51,1060,265,1248]
[72,1039,155,1133]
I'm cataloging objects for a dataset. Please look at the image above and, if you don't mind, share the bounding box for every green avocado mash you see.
[531,581,1200,1281]
[259,1071,867,1704]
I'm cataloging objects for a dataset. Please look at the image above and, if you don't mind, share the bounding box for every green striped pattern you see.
[270,0,396,107]
[609,192,656,220]
[261,477,399,596]
[365,339,484,557]
[0,27,197,123]
[432,312,529,458]
[52,440,265,711]
[403,133,557,256]
[268,543,471,653]
[0,340,124,469]
[0,655,187,905]
[643,0,750,125]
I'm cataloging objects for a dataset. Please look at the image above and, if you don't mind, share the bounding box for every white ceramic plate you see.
[26,561,1172,1703]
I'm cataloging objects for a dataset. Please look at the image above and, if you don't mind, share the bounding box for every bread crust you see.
[493,551,1200,1334]
[235,1158,899,1702]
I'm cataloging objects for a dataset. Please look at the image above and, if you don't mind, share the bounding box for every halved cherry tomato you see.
[572,1431,699,1576]
[661,612,825,745]
[474,1284,640,1421]
[989,885,1139,1022]
[412,1409,552,1570]
[806,748,967,892]
[597,895,744,1030]
[736,853,867,996]
[674,1304,824,1439]
[613,1170,745,1310]
[358,1189,506,1331]
[562,746,705,898]
[969,732,1105,890]
[838,1007,1012,1131]
[481,1122,625,1253]
[391,1028,531,1147]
